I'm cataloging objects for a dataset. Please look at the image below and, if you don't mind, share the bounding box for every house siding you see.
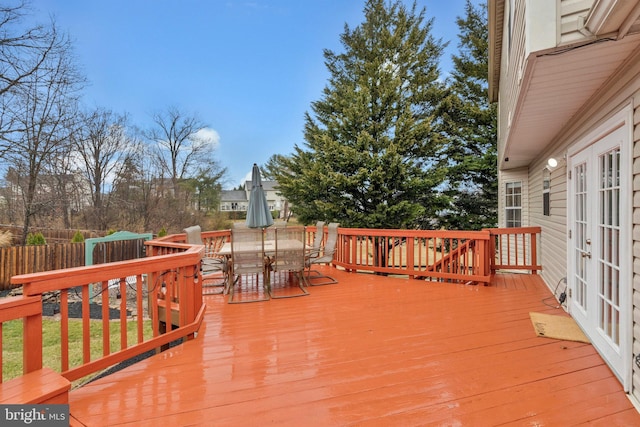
[493,0,640,406]
[529,161,568,288]
[527,78,640,399]
[497,0,527,165]
[499,0,598,167]
[559,0,594,44]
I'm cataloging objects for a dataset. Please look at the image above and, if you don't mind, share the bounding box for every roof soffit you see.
[502,34,640,170]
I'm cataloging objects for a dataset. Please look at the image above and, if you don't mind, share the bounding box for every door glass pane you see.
[597,148,621,347]
[574,162,588,310]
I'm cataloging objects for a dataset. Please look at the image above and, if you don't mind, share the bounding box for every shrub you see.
[0,230,12,247]
[26,232,46,245]
[157,226,167,237]
[71,230,85,243]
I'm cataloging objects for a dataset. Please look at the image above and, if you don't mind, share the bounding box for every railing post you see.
[530,231,538,275]
[343,235,352,272]
[406,236,415,279]
[477,234,488,284]
[23,297,43,374]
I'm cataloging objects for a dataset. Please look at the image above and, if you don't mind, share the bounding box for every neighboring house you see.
[219,190,248,213]
[489,0,640,403]
[219,180,288,217]
[0,170,91,223]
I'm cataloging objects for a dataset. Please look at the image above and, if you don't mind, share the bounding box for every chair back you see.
[323,223,339,257]
[231,228,265,275]
[273,226,305,272]
[184,225,204,245]
[311,221,325,252]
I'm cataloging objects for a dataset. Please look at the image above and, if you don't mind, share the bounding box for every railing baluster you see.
[120,277,128,350]
[61,290,69,372]
[82,285,90,364]
[101,281,110,356]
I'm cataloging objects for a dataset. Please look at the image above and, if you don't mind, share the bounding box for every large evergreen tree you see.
[271,0,447,229]
[436,0,497,230]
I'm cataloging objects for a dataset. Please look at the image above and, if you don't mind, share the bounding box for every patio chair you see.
[184,225,228,294]
[308,221,325,256]
[228,228,270,303]
[305,222,339,286]
[270,226,308,298]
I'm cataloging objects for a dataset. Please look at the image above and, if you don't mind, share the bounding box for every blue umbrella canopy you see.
[245,163,274,228]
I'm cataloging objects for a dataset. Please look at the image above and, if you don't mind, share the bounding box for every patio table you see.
[216,239,305,257]
[216,239,307,292]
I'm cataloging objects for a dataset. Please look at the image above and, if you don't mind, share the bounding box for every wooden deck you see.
[69,269,640,426]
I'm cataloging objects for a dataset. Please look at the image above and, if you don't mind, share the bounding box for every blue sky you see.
[29,0,482,189]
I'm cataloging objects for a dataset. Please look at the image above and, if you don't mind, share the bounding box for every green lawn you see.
[2,318,153,384]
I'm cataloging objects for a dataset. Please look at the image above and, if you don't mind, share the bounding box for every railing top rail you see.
[152,229,231,244]
[201,230,232,238]
[484,227,541,234]
[12,244,203,294]
[339,228,491,239]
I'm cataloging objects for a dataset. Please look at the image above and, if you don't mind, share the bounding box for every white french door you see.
[568,118,631,390]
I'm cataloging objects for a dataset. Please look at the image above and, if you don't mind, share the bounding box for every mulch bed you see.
[42,301,130,319]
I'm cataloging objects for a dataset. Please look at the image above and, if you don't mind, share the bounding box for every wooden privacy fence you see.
[0,225,101,244]
[0,244,84,290]
[0,239,149,290]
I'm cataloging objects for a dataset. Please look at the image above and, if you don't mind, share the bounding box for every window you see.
[543,169,550,216]
[505,181,522,227]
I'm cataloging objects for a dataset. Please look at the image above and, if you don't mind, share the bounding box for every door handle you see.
[581,251,591,258]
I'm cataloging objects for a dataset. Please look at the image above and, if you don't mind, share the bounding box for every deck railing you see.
[485,227,542,273]
[0,226,540,392]
[2,242,206,384]
[333,228,492,283]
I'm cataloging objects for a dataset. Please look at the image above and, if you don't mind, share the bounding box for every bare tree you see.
[48,140,82,229]
[145,106,214,191]
[142,106,224,230]
[110,140,164,232]
[0,23,84,243]
[74,108,133,230]
[0,167,21,224]
[0,1,59,150]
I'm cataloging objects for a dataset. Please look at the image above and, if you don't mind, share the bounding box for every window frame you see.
[505,181,522,228]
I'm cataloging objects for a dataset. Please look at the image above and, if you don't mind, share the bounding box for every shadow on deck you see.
[69,268,640,426]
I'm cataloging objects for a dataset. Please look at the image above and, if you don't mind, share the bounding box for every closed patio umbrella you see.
[245,163,274,228]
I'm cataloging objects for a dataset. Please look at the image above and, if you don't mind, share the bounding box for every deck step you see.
[0,367,71,404]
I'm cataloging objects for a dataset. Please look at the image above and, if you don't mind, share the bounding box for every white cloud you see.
[240,170,252,187]
[192,127,221,149]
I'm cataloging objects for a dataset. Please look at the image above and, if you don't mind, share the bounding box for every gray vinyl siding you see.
[530,89,640,401]
[529,161,568,289]
[500,0,598,166]
[495,0,640,401]
[497,0,527,165]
